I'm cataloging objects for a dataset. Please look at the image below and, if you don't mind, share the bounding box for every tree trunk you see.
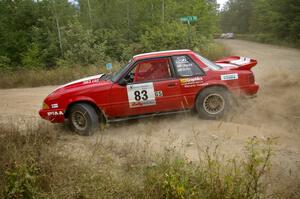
[87,0,93,28]
[55,16,63,56]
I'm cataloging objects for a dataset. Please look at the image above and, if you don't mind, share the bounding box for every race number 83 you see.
[134,90,148,101]
[127,82,156,108]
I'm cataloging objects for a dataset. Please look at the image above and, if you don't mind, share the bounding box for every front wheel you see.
[69,103,99,136]
[195,87,230,119]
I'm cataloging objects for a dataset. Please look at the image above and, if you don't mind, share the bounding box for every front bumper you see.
[39,109,65,123]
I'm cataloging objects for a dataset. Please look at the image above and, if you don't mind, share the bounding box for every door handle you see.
[168,82,176,87]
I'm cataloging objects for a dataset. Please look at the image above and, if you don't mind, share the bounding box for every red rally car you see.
[39,50,259,135]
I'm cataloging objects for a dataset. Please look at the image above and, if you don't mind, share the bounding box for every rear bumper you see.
[232,84,259,96]
[39,109,65,123]
[239,84,259,96]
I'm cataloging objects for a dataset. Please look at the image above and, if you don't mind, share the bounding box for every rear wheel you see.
[69,103,99,136]
[195,87,230,119]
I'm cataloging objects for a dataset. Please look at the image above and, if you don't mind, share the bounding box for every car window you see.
[127,58,172,83]
[111,62,132,82]
[172,55,204,77]
[195,53,222,71]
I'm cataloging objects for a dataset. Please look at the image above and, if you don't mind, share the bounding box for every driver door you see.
[108,57,182,118]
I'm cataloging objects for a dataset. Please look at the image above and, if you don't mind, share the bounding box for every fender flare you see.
[194,82,231,108]
[64,97,107,122]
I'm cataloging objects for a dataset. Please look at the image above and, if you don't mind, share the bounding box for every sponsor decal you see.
[155,90,163,97]
[130,99,156,107]
[174,56,195,76]
[47,111,64,116]
[221,73,238,81]
[175,56,189,64]
[180,77,203,88]
[127,82,156,108]
[83,78,100,84]
[51,103,59,109]
[180,77,202,84]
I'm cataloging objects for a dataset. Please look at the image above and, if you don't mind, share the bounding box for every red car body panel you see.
[39,50,259,123]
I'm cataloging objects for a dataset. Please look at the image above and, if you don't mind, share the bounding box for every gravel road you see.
[0,39,299,194]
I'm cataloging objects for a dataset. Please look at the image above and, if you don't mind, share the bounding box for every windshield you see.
[111,62,132,82]
[195,53,222,71]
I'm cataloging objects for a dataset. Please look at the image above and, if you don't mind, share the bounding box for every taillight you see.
[249,73,255,84]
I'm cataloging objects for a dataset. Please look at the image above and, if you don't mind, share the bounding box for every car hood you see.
[44,73,113,104]
[58,74,104,89]
[49,74,105,95]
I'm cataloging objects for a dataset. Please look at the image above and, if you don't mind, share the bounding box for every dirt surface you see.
[0,39,299,193]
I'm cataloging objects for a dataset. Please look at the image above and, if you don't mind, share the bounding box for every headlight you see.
[42,102,49,109]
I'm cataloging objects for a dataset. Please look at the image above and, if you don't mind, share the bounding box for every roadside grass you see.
[198,42,231,61]
[0,42,229,89]
[1,122,298,199]
[0,65,106,89]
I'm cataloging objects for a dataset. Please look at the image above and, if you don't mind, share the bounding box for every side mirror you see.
[119,72,134,86]
[118,78,127,86]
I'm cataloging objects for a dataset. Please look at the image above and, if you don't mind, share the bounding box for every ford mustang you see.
[39,50,259,135]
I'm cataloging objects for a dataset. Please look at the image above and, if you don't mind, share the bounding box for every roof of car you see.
[133,49,193,60]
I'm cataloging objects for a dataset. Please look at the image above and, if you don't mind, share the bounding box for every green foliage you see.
[94,29,133,62]
[60,21,107,66]
[21,43,44,69]
[220,0,253,33]
[145,159,193,199]
[140,22,189,52]
[220,0,300,44]
[0,0,70,68]
[0,55,11,70]
[4,163,40,199]
[143,138,274,199]
[0,123,57,199]
[140,22,213,53]
[0,0,220,69]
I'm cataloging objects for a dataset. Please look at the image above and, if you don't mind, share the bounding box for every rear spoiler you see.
[216,56,257,70]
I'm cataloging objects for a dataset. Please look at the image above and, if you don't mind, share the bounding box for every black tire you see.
[195,87,230,119]
[69,103,99,136]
